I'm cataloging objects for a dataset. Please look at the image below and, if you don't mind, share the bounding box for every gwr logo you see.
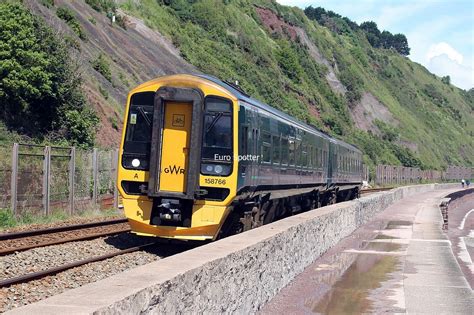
[163,165,185,175]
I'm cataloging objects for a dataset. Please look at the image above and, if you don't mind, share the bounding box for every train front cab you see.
[117,76,239,241]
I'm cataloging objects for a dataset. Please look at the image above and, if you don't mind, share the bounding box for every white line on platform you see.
[343,249,407,256]
[457,237,474,274]
[458,209,474,230]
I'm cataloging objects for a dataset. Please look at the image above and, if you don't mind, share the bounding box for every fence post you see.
[113,149,119,209]
[92,148,98,204]
[69,147,76,215]
[10,143,19,215]
[43,146,51,215]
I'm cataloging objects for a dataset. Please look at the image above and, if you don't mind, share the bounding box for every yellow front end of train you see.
[117,75,239,241]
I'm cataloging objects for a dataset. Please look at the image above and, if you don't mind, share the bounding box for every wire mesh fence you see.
[0,142,472,217]
[1,143,119,217]
[374,164,472,186]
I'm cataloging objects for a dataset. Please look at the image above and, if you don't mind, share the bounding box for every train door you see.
[249,107,260,187]
[148,87,203,199]
[158,101,192,192]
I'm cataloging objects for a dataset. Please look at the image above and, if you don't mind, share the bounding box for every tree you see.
[390,33,410,56]
[360,21,381,47]
[0,3,97,146]
[441,75,451,85]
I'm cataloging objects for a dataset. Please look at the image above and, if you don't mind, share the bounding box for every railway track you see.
[0,218,130,256]
[0,242,156,287]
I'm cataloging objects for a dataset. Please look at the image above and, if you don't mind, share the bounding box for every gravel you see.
[0,233,195,313]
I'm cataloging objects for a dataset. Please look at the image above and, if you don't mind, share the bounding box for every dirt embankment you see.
[26,0,196,147]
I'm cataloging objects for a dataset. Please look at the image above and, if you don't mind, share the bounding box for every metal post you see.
[69,147,76,215]
[92,148,98,204]
[113,149,119,209]
[42,146,51,215]
[10,143,19,215]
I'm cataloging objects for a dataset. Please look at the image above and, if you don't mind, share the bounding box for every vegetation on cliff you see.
[0,2,98,147]
[120,0,473,169]
[1,0,472,171]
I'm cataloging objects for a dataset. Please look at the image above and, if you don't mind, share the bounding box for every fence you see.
[0,143,119,217]
[374,164,472,186]
[1,142,473,216]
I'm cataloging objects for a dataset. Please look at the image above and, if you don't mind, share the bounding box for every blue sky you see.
[276,0,473,90]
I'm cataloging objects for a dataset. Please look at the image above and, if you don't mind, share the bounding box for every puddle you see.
[374,234,396,240]
[385,220,412,229]
[308,252,401,314]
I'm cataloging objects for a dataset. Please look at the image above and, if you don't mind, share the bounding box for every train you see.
[117,74,363,241]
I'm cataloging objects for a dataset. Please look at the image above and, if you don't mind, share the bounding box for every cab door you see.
[148,87,203,199]
[159,101,193,193]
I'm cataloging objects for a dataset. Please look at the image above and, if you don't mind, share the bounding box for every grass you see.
[0,207,122,230]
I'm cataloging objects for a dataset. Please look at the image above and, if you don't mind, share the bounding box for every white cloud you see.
[429,54,473,90]
[427,42,463,64]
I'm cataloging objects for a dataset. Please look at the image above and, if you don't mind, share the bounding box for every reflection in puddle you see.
[309,244,402,314]
[365,242,404,252]
[385,220,412,229]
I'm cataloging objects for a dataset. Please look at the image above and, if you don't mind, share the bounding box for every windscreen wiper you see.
[205,112,223,134]
[138,106,152,126]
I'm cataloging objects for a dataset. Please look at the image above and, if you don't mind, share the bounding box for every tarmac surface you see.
[262,188,474,314]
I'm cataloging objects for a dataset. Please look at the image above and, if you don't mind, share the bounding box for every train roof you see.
[196,74,362,154]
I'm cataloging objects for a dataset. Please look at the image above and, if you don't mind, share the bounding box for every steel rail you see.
[0,243,157,288]
[0,226,131,256]
[0,218,128,241]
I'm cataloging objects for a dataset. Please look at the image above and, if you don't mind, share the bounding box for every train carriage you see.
[118,74,362,241]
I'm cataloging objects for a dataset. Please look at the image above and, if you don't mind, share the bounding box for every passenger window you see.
[301,145,308,167]
[261,132,272,163]
[295,140,301,167]
[272,135,280,165]
[289,138,295,166]
[308,146,313,168]
[281,137,289,165]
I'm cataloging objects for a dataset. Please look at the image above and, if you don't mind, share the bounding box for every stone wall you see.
[8,184,456,315]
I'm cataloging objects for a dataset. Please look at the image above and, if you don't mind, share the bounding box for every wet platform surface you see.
[261,188,474,314]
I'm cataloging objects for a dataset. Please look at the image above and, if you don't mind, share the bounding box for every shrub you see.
[56,7,87,40]
[92,54,112,81]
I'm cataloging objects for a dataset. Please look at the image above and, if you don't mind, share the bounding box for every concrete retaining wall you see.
[8,183,456,314]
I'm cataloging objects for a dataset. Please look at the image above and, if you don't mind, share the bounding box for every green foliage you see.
[92,54,112,81]
[374,119,399,142]
[56,7,87,40]
[98,84,109,99]
[118,0,473,169]
[0,209,16,228]
[40,0,55,8]
[277,40,303,82]
[109,116,119,130]
[0,3,97,147]
[61,108,99,147]
[85,0,117,13]
[441,75,451,85]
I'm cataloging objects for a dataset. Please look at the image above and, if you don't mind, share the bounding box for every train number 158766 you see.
[204,178,226,185]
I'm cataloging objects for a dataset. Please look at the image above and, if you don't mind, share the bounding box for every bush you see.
[92,54,112,81]
[56,7,87,40]
[85,0,116,13]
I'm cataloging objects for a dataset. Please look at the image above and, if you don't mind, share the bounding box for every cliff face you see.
[26,0,474,169]
[25,0,196,147]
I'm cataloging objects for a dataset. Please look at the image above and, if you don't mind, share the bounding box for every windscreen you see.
[122,92,154,170]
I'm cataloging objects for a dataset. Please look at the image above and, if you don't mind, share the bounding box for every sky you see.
[276,0,473,90]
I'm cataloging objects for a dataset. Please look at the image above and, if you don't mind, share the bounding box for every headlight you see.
[201,163,231,176]
[122,156,149,170]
